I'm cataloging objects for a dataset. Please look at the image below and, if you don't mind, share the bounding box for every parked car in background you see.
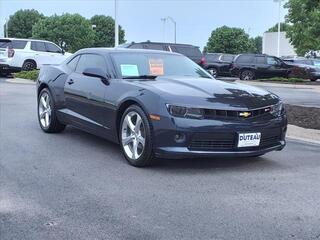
[36,48,287,167]
[283,57,320,81]
[0,38,71,74]
[201,53,235,77]
[118,41,203,65]
[230,54,290,80]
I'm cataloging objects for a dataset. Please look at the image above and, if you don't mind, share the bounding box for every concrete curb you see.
[6,78,36,85]
[287,124,320,145]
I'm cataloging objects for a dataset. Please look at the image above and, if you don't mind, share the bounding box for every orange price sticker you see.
[149,59,164,75]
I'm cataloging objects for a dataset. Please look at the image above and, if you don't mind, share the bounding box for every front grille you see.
[188,128,281,151]
[204,106,272,120]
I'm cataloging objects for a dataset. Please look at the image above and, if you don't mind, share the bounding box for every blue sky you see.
[0,0,287,49]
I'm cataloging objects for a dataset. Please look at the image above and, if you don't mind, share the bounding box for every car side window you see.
[75,54,107,74]
[236,55,254,64]
[31,41,46,52]
[267,57,280,65]
[46,43,62,53]
[255,56,266,64]
[67,55,80,71]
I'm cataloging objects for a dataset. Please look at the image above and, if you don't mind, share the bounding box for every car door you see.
[266,56,288,77]
[254,56,270,77]
[64,53,110,132]
[30,41,52,68]
[45,42,66,64]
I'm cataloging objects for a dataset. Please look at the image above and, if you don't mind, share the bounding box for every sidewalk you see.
[6,78,36,85]
[287,125,320,145]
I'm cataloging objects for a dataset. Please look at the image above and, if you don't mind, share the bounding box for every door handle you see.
[67,79,74,85]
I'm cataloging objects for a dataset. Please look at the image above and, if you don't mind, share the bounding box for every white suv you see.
[0,38,71,73]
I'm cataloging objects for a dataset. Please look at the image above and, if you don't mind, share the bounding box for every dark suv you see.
[118,41,203,65]
[283,58,320,81]
[230,54,290,80]
[202,53,235,77]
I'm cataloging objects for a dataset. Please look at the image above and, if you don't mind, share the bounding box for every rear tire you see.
[38,88,66,133]
[119,105,155,167]
[22,60,37,71]
[240,70,255,80]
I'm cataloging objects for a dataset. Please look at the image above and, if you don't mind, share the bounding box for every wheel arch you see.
[37,83,49,97]
[116,98,148,141]
[23,59,37,68]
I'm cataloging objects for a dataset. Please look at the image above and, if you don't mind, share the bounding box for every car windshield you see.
[313,60,320,68]
[111,52,212,79]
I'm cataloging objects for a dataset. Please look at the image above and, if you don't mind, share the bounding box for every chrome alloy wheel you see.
[38,92,52,128]
[121,111,146,160]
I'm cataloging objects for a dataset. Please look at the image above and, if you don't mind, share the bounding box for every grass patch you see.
[14,70,39,81]
[256,77,305,83]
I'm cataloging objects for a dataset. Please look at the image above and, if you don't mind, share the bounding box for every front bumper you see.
[310,71,320,80]
[153,115,287,159]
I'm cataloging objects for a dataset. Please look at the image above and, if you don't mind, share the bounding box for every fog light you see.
[174,133,186,143]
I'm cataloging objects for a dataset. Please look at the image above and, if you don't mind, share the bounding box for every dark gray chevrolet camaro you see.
[37,48,287,167]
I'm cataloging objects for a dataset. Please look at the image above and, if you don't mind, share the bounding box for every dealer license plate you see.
[238,133,261,148]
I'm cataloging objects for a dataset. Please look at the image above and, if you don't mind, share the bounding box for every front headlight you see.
[270,102,284,117]
[166,105,204,119]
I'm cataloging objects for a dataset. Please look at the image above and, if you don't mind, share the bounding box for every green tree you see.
[205,26,252,54]
[90,15,125,47]
[267,22,291,32]
[32,13,95,52]
[7,9,44,38]
[285,0,320,55]
[248,36,262,54]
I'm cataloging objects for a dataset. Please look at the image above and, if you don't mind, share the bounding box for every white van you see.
[0,38,71,73]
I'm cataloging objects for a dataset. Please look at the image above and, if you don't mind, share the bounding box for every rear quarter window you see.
[171,46,201,57]
[206,54,221,62]
[221,54,235,62]
[0,40,12,49]
[11,40,28,49]
[144,44,167,51]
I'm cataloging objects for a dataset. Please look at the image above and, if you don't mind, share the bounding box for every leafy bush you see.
[257,77,305,83]
[14,70,39,81]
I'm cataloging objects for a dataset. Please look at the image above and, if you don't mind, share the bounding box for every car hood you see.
[136,76,280,110]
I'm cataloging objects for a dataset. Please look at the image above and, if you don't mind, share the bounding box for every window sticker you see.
[149,59,164,75]
[120,64,139,76]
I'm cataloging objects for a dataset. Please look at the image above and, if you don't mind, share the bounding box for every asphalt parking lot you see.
[1,79,320,240]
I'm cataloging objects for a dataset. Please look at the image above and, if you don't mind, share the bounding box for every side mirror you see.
[61,49,65,55]
[83,68,109,85]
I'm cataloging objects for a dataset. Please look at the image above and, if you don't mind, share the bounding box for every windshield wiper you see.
[122,75,158,80]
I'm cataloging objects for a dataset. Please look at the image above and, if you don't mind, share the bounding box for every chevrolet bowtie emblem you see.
[239,111,252,118]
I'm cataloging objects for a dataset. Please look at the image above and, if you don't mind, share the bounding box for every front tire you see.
[38,88,66,133]
[240,70,255,80]
[119,105,155,167]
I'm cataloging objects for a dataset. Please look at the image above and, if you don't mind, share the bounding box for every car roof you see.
[76,47,183,56]
[0,37,52,43]
[128,41,200,48]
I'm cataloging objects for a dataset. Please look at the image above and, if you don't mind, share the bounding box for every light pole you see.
[161,18,166,42]
[166,16,176,43]
[5,18,8,38]
[114,0,119,47]
[274,0,282,57]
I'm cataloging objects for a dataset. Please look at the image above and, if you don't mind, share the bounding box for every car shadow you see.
[62,126,283,173]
